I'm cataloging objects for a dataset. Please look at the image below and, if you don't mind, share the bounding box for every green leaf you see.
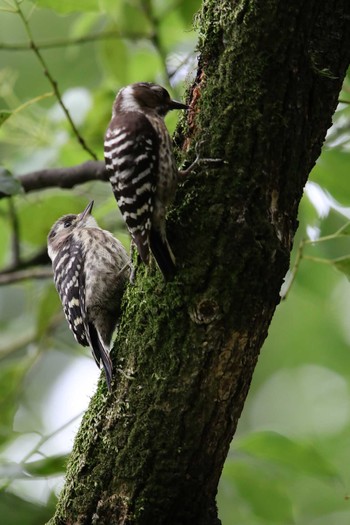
[0,491,55,525]
[235,431,337,479]
[0,360,30,447]
[310,149,350,204]
[0,110,11,127]
[24,454,68,477]
[332,256,350,280]
[127,45,164,84]
[102,3,151,33]
[223,459,294,523]
[100,38,129,85]
[0,168,22,196]
[334,221,350,236]
[35,0,100,13]
[18,194,87,246]
[177,0,202,25]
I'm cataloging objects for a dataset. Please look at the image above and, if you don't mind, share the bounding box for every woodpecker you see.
[47,201,130,391]
[104,82,188,281]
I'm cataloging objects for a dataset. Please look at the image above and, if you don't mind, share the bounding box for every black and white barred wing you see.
[104,112,159,264]
[53,240,89,348]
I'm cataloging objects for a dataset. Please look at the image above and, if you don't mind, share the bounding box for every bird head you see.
[113,82,189,118]
[47,201,97,259]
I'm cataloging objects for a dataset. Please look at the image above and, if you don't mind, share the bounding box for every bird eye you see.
[151,85,166,97]
[64,220,71,228]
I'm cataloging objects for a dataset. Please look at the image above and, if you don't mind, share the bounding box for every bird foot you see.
[178,140,225,177]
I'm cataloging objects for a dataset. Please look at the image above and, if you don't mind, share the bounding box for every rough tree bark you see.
[48,1,350,524]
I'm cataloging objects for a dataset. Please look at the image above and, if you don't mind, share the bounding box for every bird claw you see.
[179,140,224,177]
[117,367,135,380]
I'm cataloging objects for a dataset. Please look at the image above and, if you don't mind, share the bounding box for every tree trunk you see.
[49,1,350,524]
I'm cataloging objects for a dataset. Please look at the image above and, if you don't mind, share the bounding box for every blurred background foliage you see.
[0,1,350,524]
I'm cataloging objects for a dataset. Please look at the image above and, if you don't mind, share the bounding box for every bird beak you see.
[80,200,94,220]
[169,99,189,111]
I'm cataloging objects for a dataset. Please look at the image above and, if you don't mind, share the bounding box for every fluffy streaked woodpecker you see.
[47,201,130,391]
[104,82,188,281]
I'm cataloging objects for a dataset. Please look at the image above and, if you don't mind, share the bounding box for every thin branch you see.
[22,412,84,464]
[168,50,196,80]
[8,198,20,266]
[12,91,53,113]
[0,266,52,285]
[0,330,37,359]
[280,239,305,300]
[302,255,333,264]
[281,222,350,299]
[0,6,16,12]
[18,160,107,196]
[0,408,83,491]
[0,30,149,51]
[0,247,50,274]
[0,161,108,200]
[14,0,97,160]
[140,0,172,87]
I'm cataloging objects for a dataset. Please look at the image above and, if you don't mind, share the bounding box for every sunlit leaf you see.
[24,454,68,477]
[235,431,337,479]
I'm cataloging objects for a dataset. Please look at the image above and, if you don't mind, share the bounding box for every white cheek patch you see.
[47,244,55,261]
[119,86,140,112]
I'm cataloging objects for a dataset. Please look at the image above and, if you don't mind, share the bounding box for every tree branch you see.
[140,0,172,86]
[0,266,52,285]
[0,30,149,51]
[0,161,108,199]
[14,0,98,160]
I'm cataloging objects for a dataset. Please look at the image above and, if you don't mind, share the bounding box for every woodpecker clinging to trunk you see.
[104,82,188,281]
[47,201,130,391]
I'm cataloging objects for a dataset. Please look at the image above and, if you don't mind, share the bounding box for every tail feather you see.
[133,231,150,265]
[88,323,113,391]
[149,228,176,281]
